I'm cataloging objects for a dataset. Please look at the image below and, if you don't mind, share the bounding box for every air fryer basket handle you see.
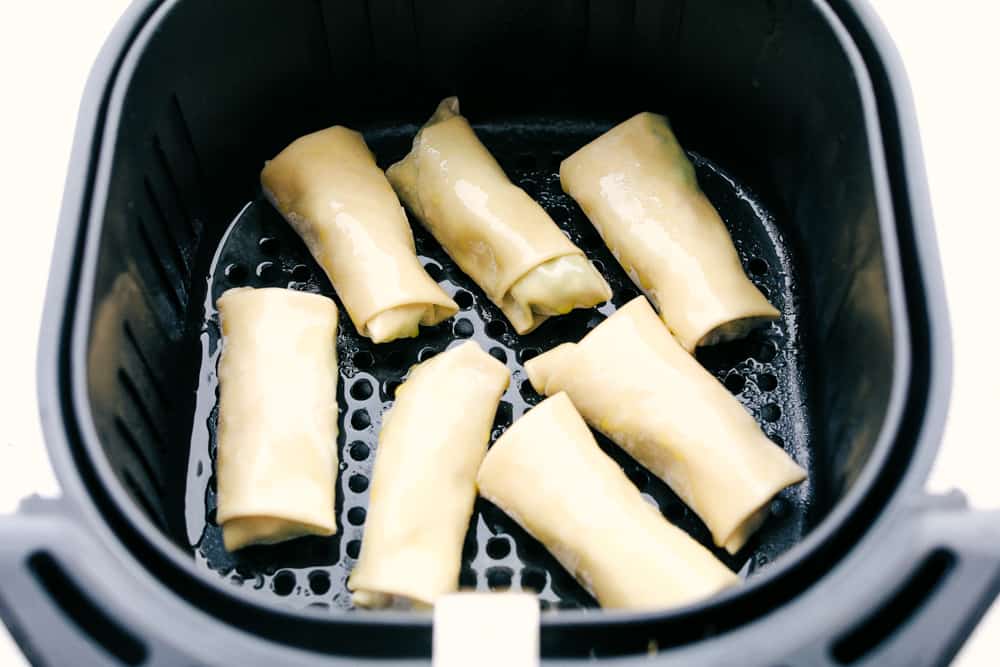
[0,498,190,667]
[828,497,1000,667]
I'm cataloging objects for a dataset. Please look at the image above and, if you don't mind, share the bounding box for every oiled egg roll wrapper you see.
[560,112,778,351]
[387,97,611,334]
[526,297,805,553]
[349,342,509,608]
[477,392,738,610]
[261,126,457,343]
[216,287,339,551]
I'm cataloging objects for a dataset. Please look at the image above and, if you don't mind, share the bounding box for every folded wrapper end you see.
[695,311,781,351]
[429,96,461,124]
[524,343,577,395]
[385,96,461,218]
[222,516,335,552]
[502,255,613,334]
[722,507,770,555]
[718,456,807,553]
[351,588,433,611]
[365,302,459,344]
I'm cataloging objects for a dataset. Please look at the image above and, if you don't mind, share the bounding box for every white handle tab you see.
[433,592,540,667]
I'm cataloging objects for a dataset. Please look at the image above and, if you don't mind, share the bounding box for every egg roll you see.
[525,297,806,553]
[560,112,779,351]
[216,287,339,551]
[387,97,611,334]
[348,342,509,608]
[261,126,458,343]
[477,392,738,609]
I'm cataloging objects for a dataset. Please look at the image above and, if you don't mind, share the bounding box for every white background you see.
[0,1,997,664]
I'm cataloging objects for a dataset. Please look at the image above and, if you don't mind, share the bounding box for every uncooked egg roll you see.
[262,126,457,343]
[216,287,339,551]
[477,392,738,610]
[525,297,805,554]
[348,342,509,608]
[560,112,779,351]
[387,97,611,334]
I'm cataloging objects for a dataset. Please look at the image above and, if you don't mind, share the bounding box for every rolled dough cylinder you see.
[387,97,611,334]
[348,342,509,608]
[560,112,779,351]
[215,287,340,551]
[261,125,457,343]
[525,297,806,554]
[477,392,738,610]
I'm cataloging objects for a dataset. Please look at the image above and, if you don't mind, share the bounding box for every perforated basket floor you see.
[183,119,813,612]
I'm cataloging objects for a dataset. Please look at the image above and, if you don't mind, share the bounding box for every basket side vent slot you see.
[27,552,148,665]
[831,549,956,663]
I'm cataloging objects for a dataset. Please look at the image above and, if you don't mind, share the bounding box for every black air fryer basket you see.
[3,0,998,665]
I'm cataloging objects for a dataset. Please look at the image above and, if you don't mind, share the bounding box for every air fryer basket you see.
[2,0,998,665]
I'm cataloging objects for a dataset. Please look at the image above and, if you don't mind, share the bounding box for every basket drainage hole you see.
[519,379,541,402]
[417,346,438,362]
[347,507,366,526]
[459,568,477,588]
[485,319,507,338]
[350,410,371,430]
[256,261,276,280]
[349,441,369,461]
[423,261,444,281]
[521,568,547,593]
[489,347,507,363]
[349,474,369,493]
[453,290,473,309]
[308,570,331,595]
[748,257,769,277]
[291,264,311,281]
[273,570,296,596]
[724,373,745,395]
[350,379,373,400]
[258,236,280,256]
[758,373,778,392]
[382,379,401,399]
[352,351,374,369]
[224,263,247,283]
[761,403,782,422]
[453,318,475,338]
[486,537,512,560]
[346,540,361,559]
[486,567,514,591]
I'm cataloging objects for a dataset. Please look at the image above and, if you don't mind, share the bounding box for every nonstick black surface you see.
[183,119,813,611]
